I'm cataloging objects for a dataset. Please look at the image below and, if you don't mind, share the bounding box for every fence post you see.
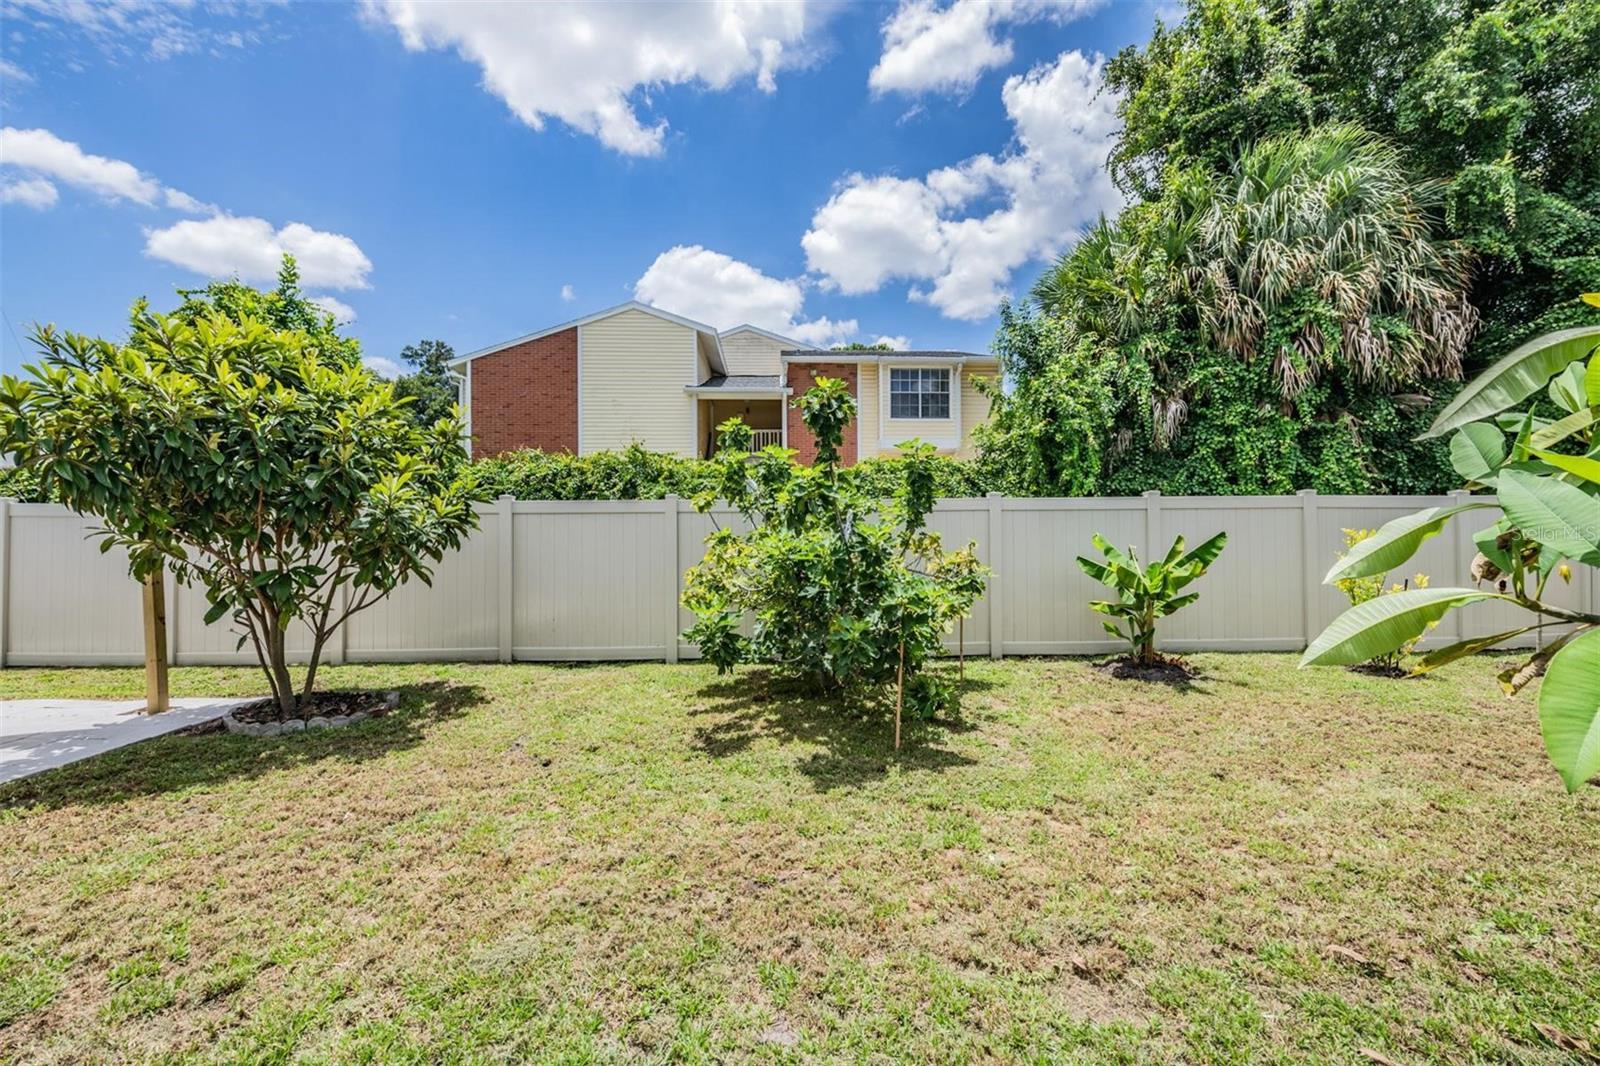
[663,494,680,664]
[987,492,1004,659]
[497,495,514,663]
[1142,490,1162,556]
[1449,489,1474,641]
[1299,490,1319,649]
[0,497,9,669]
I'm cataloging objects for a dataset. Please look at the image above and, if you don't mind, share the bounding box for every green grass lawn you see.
[2,656,1596,1063]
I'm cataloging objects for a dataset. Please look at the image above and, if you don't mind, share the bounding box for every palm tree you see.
[1034,125,1475,407]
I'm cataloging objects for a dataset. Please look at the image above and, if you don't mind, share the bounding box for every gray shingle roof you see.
[692,374,784,389]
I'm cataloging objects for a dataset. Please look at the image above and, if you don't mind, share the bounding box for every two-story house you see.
[449,301,997,463]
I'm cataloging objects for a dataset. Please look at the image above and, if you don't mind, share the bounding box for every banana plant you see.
[1303,299,1600,792]
[1077,531,1228,666]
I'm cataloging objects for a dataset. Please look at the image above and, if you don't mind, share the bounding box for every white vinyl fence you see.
[0,492,1592,669]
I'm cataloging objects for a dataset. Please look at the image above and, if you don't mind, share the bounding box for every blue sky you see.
[0,0,1162,377]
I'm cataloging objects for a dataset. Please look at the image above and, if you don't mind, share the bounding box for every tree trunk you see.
[264,623,296,720]
[300,632,328,708]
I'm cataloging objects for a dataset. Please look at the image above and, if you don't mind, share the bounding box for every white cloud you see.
[804,50,1122,320]
[869,0,1103,96]
[363,355,404,379]
[366,0,818,156]
[1,175,57,208]
[3,0,264,62]
[634,244,856,347]
[1,126,163,205]
[873,334,910,350]
[560,283,576,302]
[308,294,356,324]
[0,59,32,84]
[144,216,374,290]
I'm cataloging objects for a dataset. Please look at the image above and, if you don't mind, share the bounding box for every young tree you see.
[392,339,462,429]
[682,379,987,737]
[0,310,479,718]
[1077,532,1228,667]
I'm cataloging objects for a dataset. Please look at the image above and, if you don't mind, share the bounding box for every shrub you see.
[465,444,992,501]
[681,379,988,742]
[1333,527,1433,671]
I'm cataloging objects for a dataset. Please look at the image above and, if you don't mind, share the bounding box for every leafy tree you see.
[1019,126,1471,495]
[1103,0,1600,359]
[972,303,1113,496]
[0,311,479,718]
[392,339,462,429]
[831,341,896,351]
[1077,532,1228,667]
[170,255,362,368]
[682,379,987,736]
[1304,309,1600,791]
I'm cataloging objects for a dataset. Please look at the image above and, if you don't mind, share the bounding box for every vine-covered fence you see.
[0,493,1588,667]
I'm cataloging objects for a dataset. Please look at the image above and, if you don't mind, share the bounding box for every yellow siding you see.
[718,330,789,375]
[866,363,997,458]
[579,309,698,456]
[957,366,995,458]
[857,363,880,459]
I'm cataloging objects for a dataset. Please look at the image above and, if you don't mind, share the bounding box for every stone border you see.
[221,690,400,738]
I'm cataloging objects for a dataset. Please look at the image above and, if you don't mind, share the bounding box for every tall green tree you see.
[1017,126,1471,494]
[1103,0,1600,356]
[170,255,362,368]
[392,339,462,429]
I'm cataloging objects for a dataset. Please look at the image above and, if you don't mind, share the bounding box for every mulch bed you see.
[1094,656,1200,685]
[229,690,396,725]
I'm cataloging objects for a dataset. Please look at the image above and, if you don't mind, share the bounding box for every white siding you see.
[579,309,698,456]
[719,330,787,376]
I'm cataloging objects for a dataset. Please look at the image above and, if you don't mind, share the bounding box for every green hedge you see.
[0,465,49,502]
[465,444,993,501]
[1,447,992,504]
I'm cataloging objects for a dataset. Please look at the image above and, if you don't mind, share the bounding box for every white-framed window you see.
[889,367,951,419]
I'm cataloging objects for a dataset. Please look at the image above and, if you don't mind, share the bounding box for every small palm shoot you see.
[1077,532,1228,667]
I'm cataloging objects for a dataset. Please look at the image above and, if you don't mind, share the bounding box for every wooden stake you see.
[959,617,965,682]
[142,563,169,714]
[895,641,904,751]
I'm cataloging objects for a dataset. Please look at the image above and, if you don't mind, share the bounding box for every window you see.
[889,367,951,419]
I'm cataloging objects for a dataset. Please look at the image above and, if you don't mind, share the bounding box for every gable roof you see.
[449,301,724,368]
[719,323,808,349]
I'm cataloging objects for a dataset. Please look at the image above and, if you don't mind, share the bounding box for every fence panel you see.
[1,493,1585,670]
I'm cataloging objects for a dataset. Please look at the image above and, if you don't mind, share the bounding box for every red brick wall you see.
[786,362,860,466]
[468,327,578,458]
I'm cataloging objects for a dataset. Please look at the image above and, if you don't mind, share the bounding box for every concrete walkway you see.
[0,698,254,785]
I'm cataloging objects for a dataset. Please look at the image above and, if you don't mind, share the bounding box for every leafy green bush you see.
[466,443,992,501]
[0,464,50,502]
[1305,307,1600,791]
[682,380,988,742]
[1076,532,1228,667]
